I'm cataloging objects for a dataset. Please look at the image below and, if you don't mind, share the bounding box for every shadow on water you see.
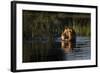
[23,36,91,63]
[23,41,65,62]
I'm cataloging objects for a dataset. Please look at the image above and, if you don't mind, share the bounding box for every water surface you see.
[23,36,91,62]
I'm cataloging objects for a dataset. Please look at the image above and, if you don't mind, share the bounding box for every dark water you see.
[23,36,91,62]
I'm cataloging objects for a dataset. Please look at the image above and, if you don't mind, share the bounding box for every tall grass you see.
[23,10,91,39]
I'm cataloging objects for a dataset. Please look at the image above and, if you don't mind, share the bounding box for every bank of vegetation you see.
[23,10,91,40]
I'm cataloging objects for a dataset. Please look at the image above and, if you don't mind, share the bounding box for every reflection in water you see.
[23,40,65,62]
[61,40,75,53]
[23,36,90,63]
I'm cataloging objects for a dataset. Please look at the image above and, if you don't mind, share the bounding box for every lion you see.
[61,27,76,42]
[61,27,76,53]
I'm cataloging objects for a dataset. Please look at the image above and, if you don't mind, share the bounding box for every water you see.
[23,36,91,62]
[64,36,91,60]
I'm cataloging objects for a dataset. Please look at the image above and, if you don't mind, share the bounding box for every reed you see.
[23,10,91,40]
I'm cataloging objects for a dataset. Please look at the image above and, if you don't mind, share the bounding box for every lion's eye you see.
[68,30,71,32]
